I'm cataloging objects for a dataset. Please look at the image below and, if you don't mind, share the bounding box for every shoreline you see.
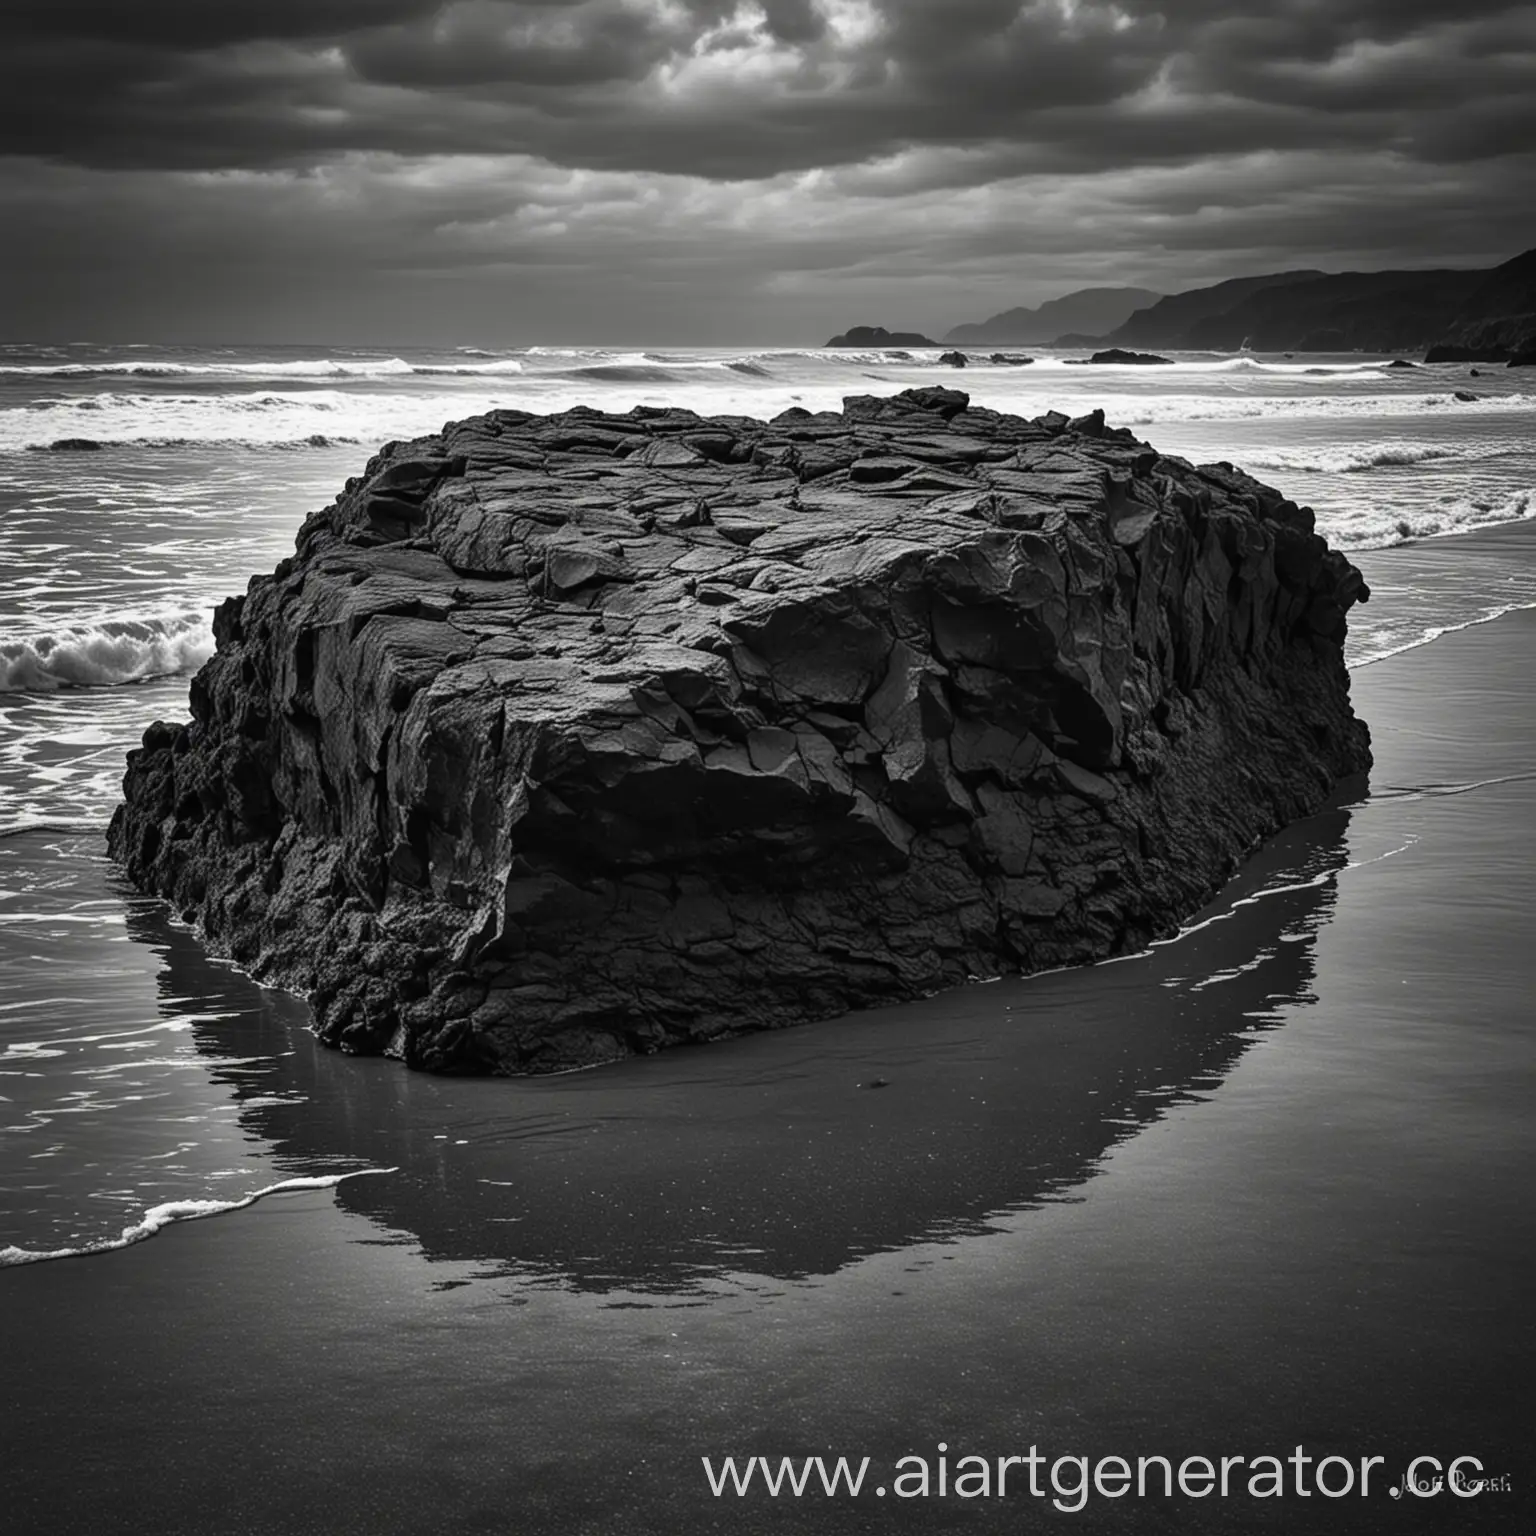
[1349,512,1536,665]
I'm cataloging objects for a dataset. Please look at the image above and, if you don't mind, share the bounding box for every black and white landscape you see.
[1,5,1533,1534]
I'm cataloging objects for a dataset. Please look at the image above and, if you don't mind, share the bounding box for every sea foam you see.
[1106,391,1535,426]
[0,356,527,381]
[0,1170,397,1267]
[0,355,526,381]
[0,357,418,380]
[0,611,213,692]
[1237,442,1500,474]
[1330,487,1535,550]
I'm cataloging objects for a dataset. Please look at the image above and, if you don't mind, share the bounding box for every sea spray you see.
[0,612,214,692]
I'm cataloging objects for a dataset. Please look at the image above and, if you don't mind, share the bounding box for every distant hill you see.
[944,287,1162,345]
[1092,252,1536,355]
[825,325,937,348]
[829,249,1536,361]
[1426,248,1536,360]
[1103,272,1325,348]
[1175,269,1479,352]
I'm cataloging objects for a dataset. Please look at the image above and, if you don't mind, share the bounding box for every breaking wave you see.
[0,388,512,453]
[1193,356,1392,375]
[0,356,524,380]
[1330,487,1535,551]
[410,360,526,376]
[0,612,214,692]
[558,357,784,383]
[1237,442,1502,475]
[24,433,360,453]
[0,819,108,840]
[0,1170,397,1267]
[1108,392,1535,426]
[567,363,687,384]
[798,348,937,365]
[1,357,414,380]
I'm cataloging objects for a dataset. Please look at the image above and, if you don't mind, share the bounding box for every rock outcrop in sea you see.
[109,388,1372,1075]
[1074,349,1174,366]
[825,326,938,348]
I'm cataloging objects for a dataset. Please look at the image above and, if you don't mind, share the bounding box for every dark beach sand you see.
[3,563,1534,1532]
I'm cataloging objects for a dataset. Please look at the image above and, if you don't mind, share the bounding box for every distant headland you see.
[827,246,1536,360]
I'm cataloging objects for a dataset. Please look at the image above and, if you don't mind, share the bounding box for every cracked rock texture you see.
[109,387,1371,1074]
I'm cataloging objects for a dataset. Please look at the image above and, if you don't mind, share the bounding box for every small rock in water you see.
[1072,349,1175,366]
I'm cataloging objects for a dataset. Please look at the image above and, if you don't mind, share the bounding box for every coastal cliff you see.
[1424,247,1536,362]
[1088,247,1534,356]
[109,388,1371,1074]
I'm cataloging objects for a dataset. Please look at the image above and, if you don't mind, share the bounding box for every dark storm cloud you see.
[759,0,828,44]
[2,0,1528,179]
[1,0,1532,342]
[5,1,437,51]
[345,3,685,89]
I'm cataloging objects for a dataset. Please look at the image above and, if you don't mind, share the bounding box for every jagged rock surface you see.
[109,388,1371,1075]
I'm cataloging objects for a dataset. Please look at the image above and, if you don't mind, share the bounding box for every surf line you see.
[1093,835,1418,967]
[0,1168,399,1268]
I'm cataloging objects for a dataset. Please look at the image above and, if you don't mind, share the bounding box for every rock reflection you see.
[128,801,1356,1296]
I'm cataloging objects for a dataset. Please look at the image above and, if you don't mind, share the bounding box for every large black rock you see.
[109,388,1371,1074]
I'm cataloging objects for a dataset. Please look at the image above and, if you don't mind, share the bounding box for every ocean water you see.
[1,343,1533,1531]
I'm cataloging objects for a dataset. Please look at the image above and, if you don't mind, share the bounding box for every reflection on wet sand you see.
[130,798,1360,1297]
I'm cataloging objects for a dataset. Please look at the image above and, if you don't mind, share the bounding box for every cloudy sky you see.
[3,0,1534,344]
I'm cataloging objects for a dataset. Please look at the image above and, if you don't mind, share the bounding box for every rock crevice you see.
[110,387,1371,1074]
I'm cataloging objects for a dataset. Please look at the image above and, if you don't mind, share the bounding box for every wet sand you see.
[3,602,1534,1531]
